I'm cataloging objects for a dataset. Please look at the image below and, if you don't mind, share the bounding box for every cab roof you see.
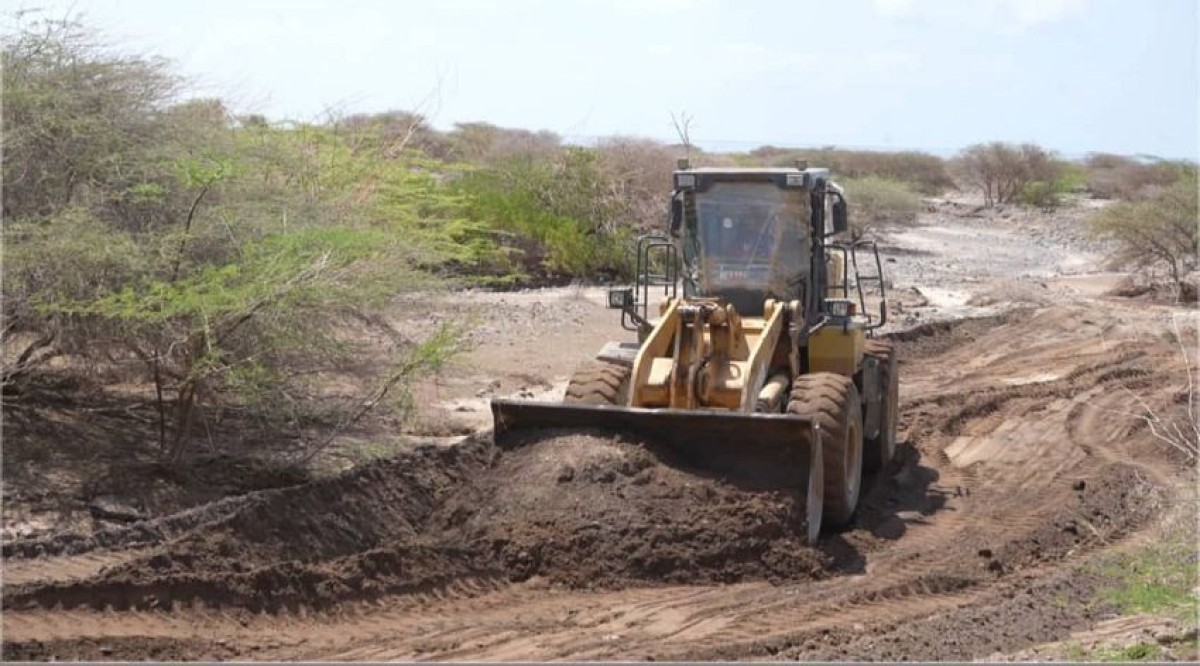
[672,166,832,191]
[681,167,828,175]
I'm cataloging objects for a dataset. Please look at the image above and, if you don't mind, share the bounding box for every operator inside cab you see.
[691,183,809,309]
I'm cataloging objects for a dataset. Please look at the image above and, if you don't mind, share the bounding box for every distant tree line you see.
[4,13,1195,463]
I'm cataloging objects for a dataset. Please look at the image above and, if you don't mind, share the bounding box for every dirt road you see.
[3,201,1196,661]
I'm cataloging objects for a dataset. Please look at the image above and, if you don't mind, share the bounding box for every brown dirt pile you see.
[4,429,826,613]
[438,429,826,587]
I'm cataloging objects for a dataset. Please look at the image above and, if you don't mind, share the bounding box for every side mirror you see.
[831,195,848,235]
[607,287,635,310]
[669,195,684,237]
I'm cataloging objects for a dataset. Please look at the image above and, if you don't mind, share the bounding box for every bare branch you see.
[670,111,694,160]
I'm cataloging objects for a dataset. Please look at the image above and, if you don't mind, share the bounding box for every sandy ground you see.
[3,196,1197,661]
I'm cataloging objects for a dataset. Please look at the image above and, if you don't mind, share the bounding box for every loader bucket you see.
[490,399,825,544]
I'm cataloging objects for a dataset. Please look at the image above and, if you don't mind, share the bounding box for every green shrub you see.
[454,149,636,281]
[955,142,1064,207]
[1089,166,1198,296]
[745,146,953,195]
[1,16,469,460]
[1019,181,1060,209]
[841,176,922,239]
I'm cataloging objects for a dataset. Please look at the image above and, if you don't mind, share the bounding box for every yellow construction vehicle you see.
[491,162,898,543]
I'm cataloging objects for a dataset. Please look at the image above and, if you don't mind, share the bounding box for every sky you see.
[14,0,1199,159]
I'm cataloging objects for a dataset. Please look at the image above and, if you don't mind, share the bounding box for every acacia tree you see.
[843,176,921,240]
[2,15,184,389]
[2,16,462,461]
[956,142,1062,206]
[1090,168,1199,299]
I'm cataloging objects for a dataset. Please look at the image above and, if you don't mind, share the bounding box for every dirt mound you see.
[437,429,826,587]
[4,430,827,613]
[156,435,495,570]
[3,435,494,564]
[886,311,1023,361]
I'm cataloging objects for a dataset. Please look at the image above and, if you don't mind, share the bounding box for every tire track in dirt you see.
[639,307,1177,658]
[18,363,1160,659]
[2,549,153,587]
[657,312,1178,659]
[2,303,1190,661]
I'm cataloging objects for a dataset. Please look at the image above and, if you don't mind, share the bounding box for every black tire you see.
[864,339,899,472]
[563,361,630,406]
[787,373,864,528]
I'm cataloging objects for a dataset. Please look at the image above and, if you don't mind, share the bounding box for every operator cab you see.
[670,167,844,317]
[606,163,885,339]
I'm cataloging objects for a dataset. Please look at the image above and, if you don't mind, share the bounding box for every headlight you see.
[608,287,634,309]
[826,299,856,317]
[785,173,808,188]
[674,173,696,190]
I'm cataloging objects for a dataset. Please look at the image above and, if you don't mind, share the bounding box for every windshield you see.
[688,182,810,301]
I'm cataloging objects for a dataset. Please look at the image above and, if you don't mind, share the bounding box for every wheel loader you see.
[491,161,898,544]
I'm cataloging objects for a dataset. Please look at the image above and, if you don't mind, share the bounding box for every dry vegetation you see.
[1084,153,1190,201]
[744,145,954,195]
[1089,168,1199,299]
[953,142,1066,207]
[2,13,1194,477]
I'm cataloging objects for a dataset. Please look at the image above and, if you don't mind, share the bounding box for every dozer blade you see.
[490,399,825,544]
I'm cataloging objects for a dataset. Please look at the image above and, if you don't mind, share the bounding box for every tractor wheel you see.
[864,339,899,472]
[563,361,630,406]
[787,373,864,528]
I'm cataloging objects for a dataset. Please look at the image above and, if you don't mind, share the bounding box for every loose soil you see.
[3,195,1196,661]
[3,429,826,619]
